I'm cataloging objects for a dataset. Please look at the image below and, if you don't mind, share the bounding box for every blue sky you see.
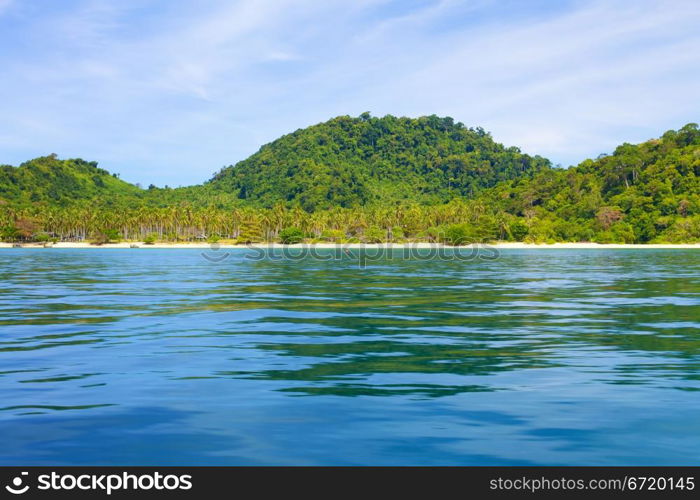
[1,0,699,187]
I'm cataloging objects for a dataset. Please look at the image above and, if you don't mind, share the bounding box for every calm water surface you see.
[1,249,699,465]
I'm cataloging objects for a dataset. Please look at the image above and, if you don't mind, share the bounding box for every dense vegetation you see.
[1,115,699,244]
[482,123,700,243]
[0,154,141,206]
[209,113,550,210]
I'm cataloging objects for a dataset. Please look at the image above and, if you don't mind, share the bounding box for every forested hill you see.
[208,114,551,210]
[1,119,699,244]
[484,123,700,242]
[0,154,141,206]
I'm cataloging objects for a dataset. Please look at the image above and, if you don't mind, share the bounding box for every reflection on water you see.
[0,249,698,464]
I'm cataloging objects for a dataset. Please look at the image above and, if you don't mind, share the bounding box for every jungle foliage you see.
[1,115,699,244]
[208,114,551,210]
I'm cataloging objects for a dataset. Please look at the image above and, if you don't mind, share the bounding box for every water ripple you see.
[0,249,699,464]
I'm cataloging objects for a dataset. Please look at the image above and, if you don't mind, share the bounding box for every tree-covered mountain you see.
[208,114,551,210]
[483,123,700,242]
[1,116,699,244]
[0,154,245,211]
[0,154,142,206]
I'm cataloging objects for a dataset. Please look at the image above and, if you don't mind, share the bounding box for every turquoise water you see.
[1,248,699,465]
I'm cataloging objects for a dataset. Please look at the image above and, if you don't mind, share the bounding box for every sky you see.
[1,0,699,187]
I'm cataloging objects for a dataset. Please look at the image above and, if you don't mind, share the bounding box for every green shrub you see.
[143,233,157,245]
[0,225,19,242]
[237,222,264,243]
[362,226,385,243]
[594,222,636,244]
[389,226,405,241]
[509,220,529,241]
[593,231,616,244]
[103,229,121,242]
[444,224,472,245]
[279,227,304,244]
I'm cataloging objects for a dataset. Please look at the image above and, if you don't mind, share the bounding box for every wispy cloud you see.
[0,0,698,185]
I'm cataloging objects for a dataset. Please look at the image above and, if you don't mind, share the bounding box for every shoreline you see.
[2,242,700,249]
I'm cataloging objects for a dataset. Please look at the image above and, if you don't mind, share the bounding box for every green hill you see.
[208,114,551,210]
[1,119,699,244]
[0,154,142,207]
[484,123,700,242]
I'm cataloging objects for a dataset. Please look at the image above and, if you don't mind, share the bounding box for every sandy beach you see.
[2,241,700,249]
